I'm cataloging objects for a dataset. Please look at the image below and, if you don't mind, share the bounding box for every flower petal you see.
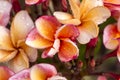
[0,50,17,62]
[26,28,53,49]
[105,3,120,10]
[30,63,57,80]
[0,66,14,80]
[54,12,73,20]
[84,6,111,24]
[58,39,79,62]
[53,12,81,25]
[103,24,119,49]
[42,48,57,58]
[80,0,103,17]
[0,0,12,26]
[104,0,120,4]
[117,17,120,32]
[25,0,40,5]
[77,21,99,44]
[55,24,79,40]
[19,41,38,62]
[69,0,80,19]
[25,47,38,62]
[42,39,60,58]
[9,69,30,80]
[11,10,34,46]
[0,27,14,50]
[8,49,29,72]
[35,16,61,41]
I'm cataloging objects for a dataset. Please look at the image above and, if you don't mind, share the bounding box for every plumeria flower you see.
[54,0,111,44]
[0,0,12,26]
[103,17,120,62]
[0,66,14,80]
[9,63,67,80]
[25,0,47,5]
[0,10,37,72]
[26,16,79,62]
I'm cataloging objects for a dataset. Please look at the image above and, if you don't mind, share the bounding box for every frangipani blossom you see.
[26,16,79,62]
[54,0,111,44]
[9,63,67,80]
[103,17,120,62]
[25,0,46,5]
[0,66,14,80]
[0,10,37,72]
[0,0,12,26]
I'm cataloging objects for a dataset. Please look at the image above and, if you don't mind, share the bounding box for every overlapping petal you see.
[69,0,80,19]
[26,28,53,49]
[30,63,57,80]
[0,0,12,26]
[54,0,110,45]
[80,0,103,18]
[83,6,111,24]
[53,12,73,20]
[42,39,60,58]
[0,27,14,50]
[0,10,38,73]
[103,24,119,49]
[19,41,38,62]
[58,39,79,62]
[9,69,30,80]
[0,66,14,80]
[35,16,61,41]
[53,12,81,25]
[77,21,99,44]
[8,49,29,72]
[9,63,59,80]
[11,10,34,46]
[0,50,17,62]
[55,24,79,40]
[26,15,79,62]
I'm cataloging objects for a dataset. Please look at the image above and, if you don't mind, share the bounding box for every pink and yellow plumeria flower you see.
[103,17,120,62]
[25,0,47,5]
[54,0,111,44]
[26,16,79,62]
[0,66,14,80]
[0,0,12,26]
[0,10,37,72]
[9,63,67,80]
